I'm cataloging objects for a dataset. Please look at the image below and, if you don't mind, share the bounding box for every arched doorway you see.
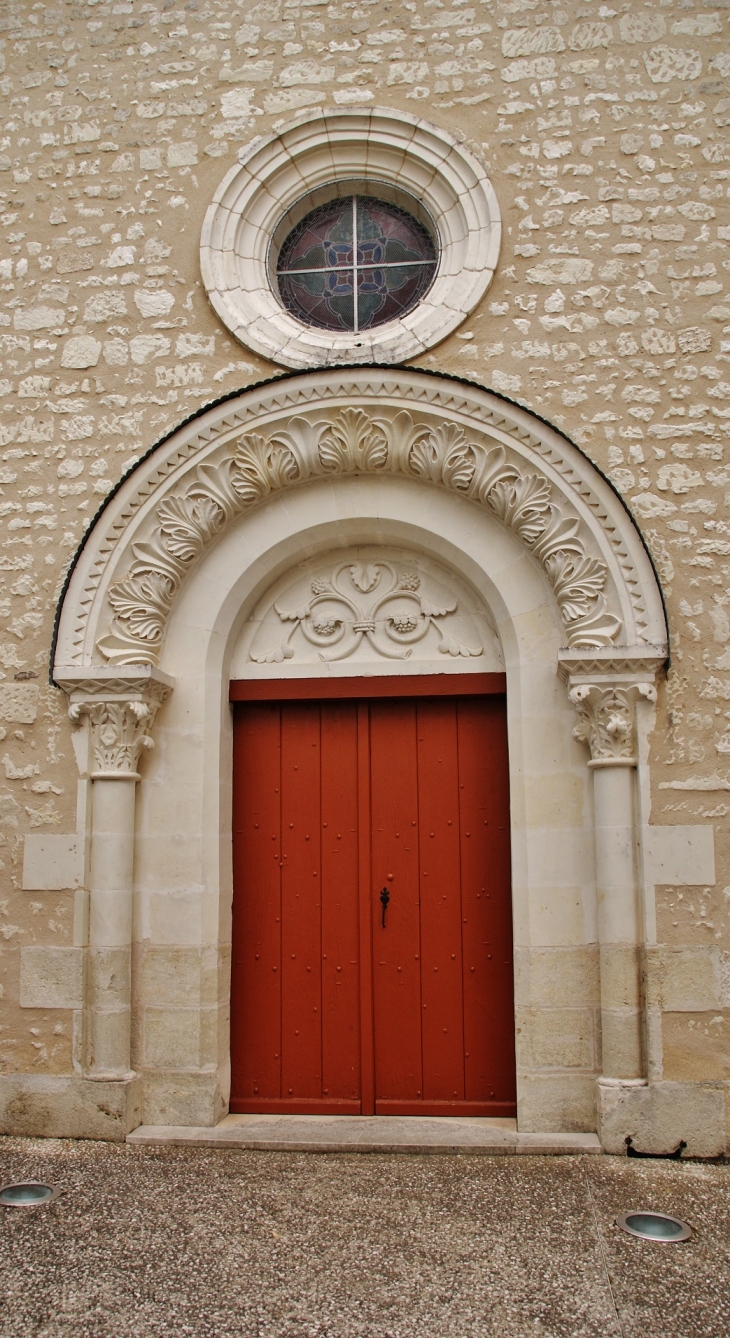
[228,543,514,1116]
[52,367,667,1142]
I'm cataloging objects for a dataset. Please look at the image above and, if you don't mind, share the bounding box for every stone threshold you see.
[127,1114,603,1156]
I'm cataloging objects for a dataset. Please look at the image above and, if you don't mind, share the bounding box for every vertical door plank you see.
[370,699,423,1103]
[281,702,323,1099]
[458,696,516,1107]
[417,698,466,1102]
[230,703,282,1103]
[357,701,375,1115]
[321,701,361,1103]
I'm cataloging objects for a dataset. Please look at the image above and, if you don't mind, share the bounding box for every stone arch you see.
[54,366,666,673]
[49,369,669,1144]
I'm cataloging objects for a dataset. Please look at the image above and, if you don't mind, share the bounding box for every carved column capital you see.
[568,680,656,767]
[72,697,160,780]
[55,666,174,780]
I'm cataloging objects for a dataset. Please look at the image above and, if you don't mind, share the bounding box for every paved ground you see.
[0,1139,728,1338]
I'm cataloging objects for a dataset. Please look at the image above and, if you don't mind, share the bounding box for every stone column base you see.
[0,1073,142,1141]
[597,1077,726,1158]
[141,1073,227,1129]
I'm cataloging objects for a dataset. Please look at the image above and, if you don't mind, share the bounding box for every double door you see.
[230,682,515,1116]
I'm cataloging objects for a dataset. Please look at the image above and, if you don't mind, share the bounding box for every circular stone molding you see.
[200,108,501,369]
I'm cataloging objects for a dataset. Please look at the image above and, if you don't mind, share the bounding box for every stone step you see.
[127,1114,603,1156]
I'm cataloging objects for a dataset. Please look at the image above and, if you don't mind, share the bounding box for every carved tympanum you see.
[569,682,657,764]
[97,407,623,665]
[251,560,483,664]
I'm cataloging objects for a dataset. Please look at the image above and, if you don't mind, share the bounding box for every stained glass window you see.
[276,195,437,333]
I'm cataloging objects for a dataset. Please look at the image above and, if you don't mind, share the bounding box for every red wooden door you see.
[230,680,515,1117]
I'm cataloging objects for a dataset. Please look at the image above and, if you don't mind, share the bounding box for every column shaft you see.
[88,776,138,1078]
[592,763,642,1079]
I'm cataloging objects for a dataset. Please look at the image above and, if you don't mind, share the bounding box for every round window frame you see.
[272,182,440,336]
[200,108,501,369]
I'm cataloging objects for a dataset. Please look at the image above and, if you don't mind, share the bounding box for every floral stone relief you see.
[97,405,623,666]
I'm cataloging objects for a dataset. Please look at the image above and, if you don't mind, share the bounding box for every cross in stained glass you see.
[276,195,437,334]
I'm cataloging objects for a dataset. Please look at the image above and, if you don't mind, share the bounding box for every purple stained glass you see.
[276,195,437,332]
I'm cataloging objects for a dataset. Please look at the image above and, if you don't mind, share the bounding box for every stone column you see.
[58,668,173,1081]
[568,680,656,1080]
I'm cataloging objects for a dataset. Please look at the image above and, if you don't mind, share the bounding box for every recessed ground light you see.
[0,1182,59,1208]
[616,1211,692,1243]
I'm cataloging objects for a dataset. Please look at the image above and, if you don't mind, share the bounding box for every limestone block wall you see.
[0,0,729,1146]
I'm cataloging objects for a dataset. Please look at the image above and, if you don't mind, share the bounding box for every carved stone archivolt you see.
[96,405,623,666]
[569,681,657,766]
[54,370,668,677]
[249,558,484,665]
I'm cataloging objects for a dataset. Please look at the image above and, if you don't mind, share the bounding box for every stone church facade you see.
[0,0,729,1155]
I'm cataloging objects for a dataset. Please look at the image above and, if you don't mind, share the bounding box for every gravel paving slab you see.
[0,1138,727,1338]
[584,1156,730,1338]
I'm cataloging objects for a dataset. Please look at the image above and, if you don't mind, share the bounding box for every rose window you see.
[276,195,438,333]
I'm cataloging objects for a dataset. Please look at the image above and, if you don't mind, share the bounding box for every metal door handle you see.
[379,886,390,927]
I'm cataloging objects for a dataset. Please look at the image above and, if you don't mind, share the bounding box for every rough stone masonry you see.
[1,0,730,1147]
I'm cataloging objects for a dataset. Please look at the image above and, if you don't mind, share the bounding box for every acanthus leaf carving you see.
[98,405,624,666]
[378,409,431,474]
[545,552,608,623]
[156,493,223,564]
[187,459,245,526]
[318,408,388,474]
[106,570,175,645]
[233,432,299,503]
[488,474,553,545]
[408,423,475,492]
[68,679,171,777]
[564,600,623,648]
[128,540,184,586]
[529,509,583,566]
[568,681,657,764]
[269,416,324,480]
[470,443,520,506]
